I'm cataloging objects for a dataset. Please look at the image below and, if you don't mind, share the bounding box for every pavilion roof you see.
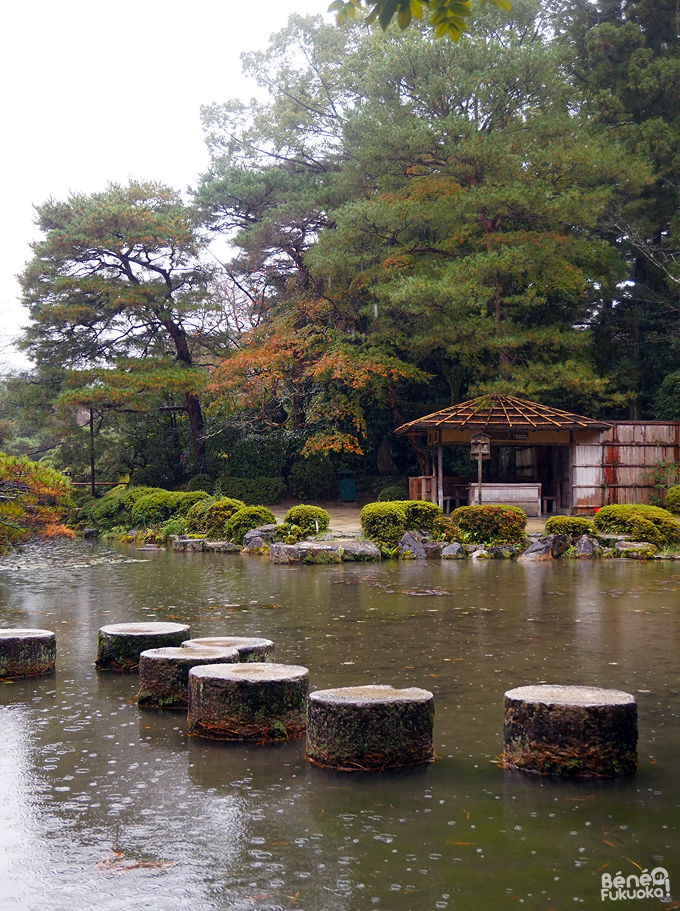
[395,394,611,435]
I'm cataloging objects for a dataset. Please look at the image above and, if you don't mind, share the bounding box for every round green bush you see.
[666,485,680,513]
[360,502,408,546]
[377,485,408,502]
[450,505,527,546]
[402,500,443,530]
[283,505,330,535]
[224,506,277,545]
[593,504,680,545]
[544,516,594,538]
[185,497,215,533]
[130,490,181,526]
[203,497,247,539]
[89,490,128,530]
[173,491,212,517]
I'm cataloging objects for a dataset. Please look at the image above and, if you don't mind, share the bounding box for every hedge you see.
[217,476,286,505]
[450,505,527,546]
[224,506,277,545]
[202,498,247,539]
[184,497,214,532]
[666,485,680,513]
[544,516,594,538]
[593,504,680,546]
[283,505,330,534]
[360,502,408,546]
[377,485,408,502]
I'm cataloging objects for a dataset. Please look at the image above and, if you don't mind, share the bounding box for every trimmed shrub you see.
[217,476,286,505]
[186,474,213,493]
[130,490,181,526]
[288,456,336,500]
[593,504,680,546]
[402,500,443,530]
[360,502,408,546]
[544,516,594,538]
[161,516,188,538]
[88,491,127,529]
[224,506,277,545]
[666,485,680,513]
[118,486,159,513]
[203,497,247,539]
[185,497,215,533]
[432,515,457,542]
[450,505,527,546]
[283,505,330,535]
[377,485,408,502]
[173,491,212,516]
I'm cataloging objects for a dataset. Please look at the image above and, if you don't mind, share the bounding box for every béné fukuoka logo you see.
[601,867,670,902]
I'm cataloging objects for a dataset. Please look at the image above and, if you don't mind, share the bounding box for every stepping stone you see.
[503,684,637,776]
[0,628,56,680]
[95,622,190,672]
[306,684,435,772]
[137,646,239,709]
[182,636,274,662]
[188,663,308,742]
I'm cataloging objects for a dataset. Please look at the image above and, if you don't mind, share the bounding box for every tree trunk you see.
[163,318,206,471]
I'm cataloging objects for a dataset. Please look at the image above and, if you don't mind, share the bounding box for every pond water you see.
[0,540,678,911]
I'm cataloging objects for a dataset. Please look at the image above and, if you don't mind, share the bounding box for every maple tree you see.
[0,454,73,545]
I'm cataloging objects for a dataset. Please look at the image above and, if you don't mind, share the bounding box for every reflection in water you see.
[0,539,679,909]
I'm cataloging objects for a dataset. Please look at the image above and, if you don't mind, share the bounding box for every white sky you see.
[0,0,330,370]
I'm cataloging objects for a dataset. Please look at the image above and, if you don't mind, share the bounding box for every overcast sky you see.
[0,0,330,370]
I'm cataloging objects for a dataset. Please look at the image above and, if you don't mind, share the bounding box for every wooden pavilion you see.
[394,394,680,516]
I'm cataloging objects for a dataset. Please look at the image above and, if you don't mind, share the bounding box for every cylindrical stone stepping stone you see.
[188,663,308,742]
[95,622,190,672]
[0,629,56,679]
[182,636,274,663]
[306,685,435,772]
[503,684,638,777]
[137,646,239,709]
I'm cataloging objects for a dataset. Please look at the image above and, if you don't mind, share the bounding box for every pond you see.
[0,540,678,910]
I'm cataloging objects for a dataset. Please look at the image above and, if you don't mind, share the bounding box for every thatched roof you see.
[395,394,611,435]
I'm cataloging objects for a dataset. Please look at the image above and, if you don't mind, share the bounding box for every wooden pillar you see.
[437,443,443,510]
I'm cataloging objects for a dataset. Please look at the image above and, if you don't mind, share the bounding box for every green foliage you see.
[224,506,277,544]
[432,515,458,542]
[0,453,74,544]
[130,491,181,526]
[377,485,408,501]
[223,435,288,479]
[655,373,680,420]
[202,497,247,539]
[594,505,680,546]
[185,497,215,533]
[450,505,527,546]
[544,516,594,538]
[186,474,213,493]
[160,516,188,538]
[216,476,286,505]
[19,180,215,471]
[287,456,337,500]
[360,501,408,546]
[329,0,512,42]
[402,500,442,530]
[173,491,213,517]
[666,485,680,514]
[283,505,330,534]
[84,486,210,530]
